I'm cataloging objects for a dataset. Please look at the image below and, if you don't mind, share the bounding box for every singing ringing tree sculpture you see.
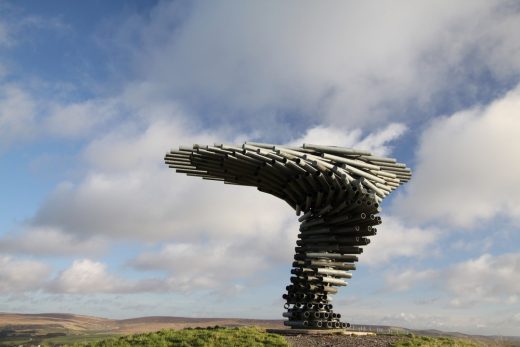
[164,142,411,330]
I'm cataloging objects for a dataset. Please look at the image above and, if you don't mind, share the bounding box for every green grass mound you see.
[393,334,482,347]
[64,327,289,347]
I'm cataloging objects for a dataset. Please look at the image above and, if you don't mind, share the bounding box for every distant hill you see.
[0,312,283,334]
[0,312,111,331]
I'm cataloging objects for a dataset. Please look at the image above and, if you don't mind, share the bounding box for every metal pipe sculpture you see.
[165,142,411,330]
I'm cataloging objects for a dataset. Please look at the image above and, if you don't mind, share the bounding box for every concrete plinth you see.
[266,328,375,336]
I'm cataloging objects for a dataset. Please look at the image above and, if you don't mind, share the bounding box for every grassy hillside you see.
[2,314,517,347]
[53,328,504,347]
[61,327,288,347]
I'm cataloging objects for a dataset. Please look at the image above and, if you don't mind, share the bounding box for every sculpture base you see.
[266,328,375,336]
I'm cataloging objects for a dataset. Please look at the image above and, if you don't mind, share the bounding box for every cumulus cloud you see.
[46,253,274,295]
[0,227,108,256]
[30,118,222,241]
[130,239,292,292]
[2,0,515,154]
[361,216,439,266]
[81,117,212,172]
[109,0,520,132]
[395,84,520,227]
[45,98,121,138]
[378,252,520,307]
[0,86,123,150]
[3,1,520,146]
[385,269,438,291]
[31,164,295,245]
[446,253,520,307]
[289,123,407,156]
[131,243,263,277]
[48,259,135,294]
[0,256,51,293]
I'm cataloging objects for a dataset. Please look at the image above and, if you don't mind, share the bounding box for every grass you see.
[392,333,484,347]
[0,326,119,347]
[42,333,120,346]
[0,337,32,347]
[59,327,289,347]
[2,327,502,347]
[0,333,118,347]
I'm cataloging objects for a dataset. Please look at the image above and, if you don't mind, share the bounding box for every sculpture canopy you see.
[164,142,410,214]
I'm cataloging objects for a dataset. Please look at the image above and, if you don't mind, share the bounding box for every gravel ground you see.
[284,334,403,347]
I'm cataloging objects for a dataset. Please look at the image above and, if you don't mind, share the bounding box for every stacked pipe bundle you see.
[164,142,411,329]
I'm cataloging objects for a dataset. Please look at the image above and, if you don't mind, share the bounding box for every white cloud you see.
[446,253,520,307]
[112,0,520,130]
[385,269,438,291]
[45,98,120,138]
[0,87,121,149]
[47,252,278,295]
[81,117,207,172]
[361,216,439,266]
[0,256,51,293]
[31,160,295,243]
[355,124,408,156]
[395,83,520,228]
[2,1,520,148]
[130,240,289,292]
[450,236,494,253]
[0,85,121,149]
[377,252,520,308]
[0,227,108,256]
[49,259,133,294]
[289,123,407,156]
[288,126,362,148]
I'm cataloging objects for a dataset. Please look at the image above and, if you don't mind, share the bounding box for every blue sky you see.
[1,0,520,336]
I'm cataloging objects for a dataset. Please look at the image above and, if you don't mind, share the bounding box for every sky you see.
[0,0,519,336]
